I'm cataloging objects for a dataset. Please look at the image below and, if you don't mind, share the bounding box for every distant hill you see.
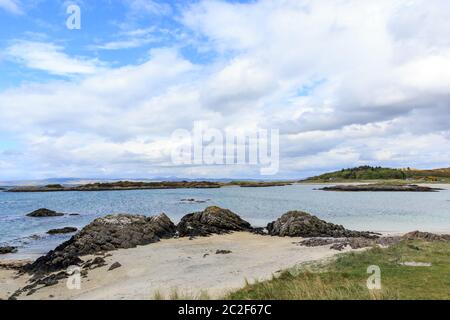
[303,166,450,182]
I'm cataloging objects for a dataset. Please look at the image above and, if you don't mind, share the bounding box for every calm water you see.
[1,184,449,259]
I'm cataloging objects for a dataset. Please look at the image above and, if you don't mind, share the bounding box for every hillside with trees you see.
[303,166,450,182]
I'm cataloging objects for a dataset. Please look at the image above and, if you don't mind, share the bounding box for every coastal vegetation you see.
[227,239,450,300]
[303,166,450,182]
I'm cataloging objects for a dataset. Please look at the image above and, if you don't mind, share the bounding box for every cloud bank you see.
[1,0,450,180]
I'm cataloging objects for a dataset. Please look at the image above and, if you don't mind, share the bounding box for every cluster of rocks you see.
[21,206,382,278]
[8,205,450,299]
[267,211,378,238]
[24,213,176,275]
[402,231,450,242]
[298,236,401,251]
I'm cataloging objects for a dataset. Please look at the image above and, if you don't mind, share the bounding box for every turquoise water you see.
[1,184,449,258]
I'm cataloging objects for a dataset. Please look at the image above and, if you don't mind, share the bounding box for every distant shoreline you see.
[5,179,450,193]
[4,181,294,193]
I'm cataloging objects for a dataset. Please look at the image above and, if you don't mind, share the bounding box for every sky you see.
[1,0,450,181]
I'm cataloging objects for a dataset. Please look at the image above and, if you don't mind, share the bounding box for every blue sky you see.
[1,0,450,181]
[0,1,195,87]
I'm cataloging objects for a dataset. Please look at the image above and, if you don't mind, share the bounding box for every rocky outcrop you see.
[47,227,78,235]
[177,206,252,237]
[267,211,378,238]
[321,184,443,192]
[26,208,64,217]
[108,262,122,271]
[24,213,176,275]
[402,231,450,242]
[0,246,17,254]
[298,236,401,251]
[298,231,450,251]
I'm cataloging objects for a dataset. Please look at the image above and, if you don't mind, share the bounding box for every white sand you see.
[0,232,360,300]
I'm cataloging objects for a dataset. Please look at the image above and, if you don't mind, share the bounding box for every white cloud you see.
[90,28,162,51]
[126,0,172,16]
[2,0,450,179]
[0,0,22,14]
[5,41,105,76]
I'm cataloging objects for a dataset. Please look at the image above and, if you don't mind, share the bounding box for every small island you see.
[320,184,443,192]
[7,181,223,192]
[6,180,294,193]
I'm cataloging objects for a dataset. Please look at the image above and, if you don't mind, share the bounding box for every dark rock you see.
[47,227,78,235]
[216,250,232,255]
[108,262,122,271]
[181,198,210,204]
[267,211,378,238]
[10,271,68,298]
[26,289,37,296]
[84,257,106,270]
[69,213,81,216]
[26,208,64,217]
[0,246,17,254]
[36,272,66,286]
[24,213,176,275]
[177,206,252,237]
[0,261,28,270]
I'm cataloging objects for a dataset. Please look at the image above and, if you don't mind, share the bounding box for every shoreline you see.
[4,181,450,193]
[3,229,450,263]
[0,232,366,300]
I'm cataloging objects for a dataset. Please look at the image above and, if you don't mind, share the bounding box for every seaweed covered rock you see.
[47,227,78,235]
[0,246,17,254]
[177,206,252,237]
[267,211,377,238]
[25,213,176,275]
[26,208,64,217]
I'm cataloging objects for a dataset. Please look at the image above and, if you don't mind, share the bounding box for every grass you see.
[226,240,450,300]
[153,289,211,300]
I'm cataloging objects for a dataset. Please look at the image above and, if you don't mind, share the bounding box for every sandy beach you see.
[0,232,359,300]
